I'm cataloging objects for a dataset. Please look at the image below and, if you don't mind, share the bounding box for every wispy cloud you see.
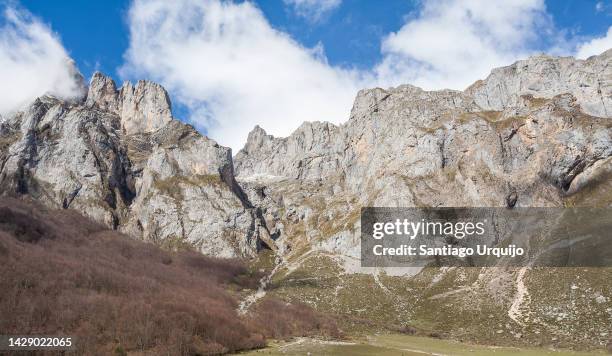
[0,6,84,116]
[283,0,342,22]
[576,26,612,59]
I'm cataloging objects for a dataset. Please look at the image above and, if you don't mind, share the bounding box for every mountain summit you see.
[0,73,275,257]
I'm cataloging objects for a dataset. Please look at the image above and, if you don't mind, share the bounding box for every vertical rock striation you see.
[232,50,612,347]
[235,51,612,209]
[0,73,269,257]
[86,72,173,134]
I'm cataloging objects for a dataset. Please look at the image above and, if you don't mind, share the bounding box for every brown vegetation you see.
[0,198,338,355]
[248,299,341,340]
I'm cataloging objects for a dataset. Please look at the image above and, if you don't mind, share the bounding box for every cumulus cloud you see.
[375,0,552,90]
[576,26,612,59]
[0,6,84,116]
[121,0,369,151]
[283,0,342,22]
[121,0,571,151]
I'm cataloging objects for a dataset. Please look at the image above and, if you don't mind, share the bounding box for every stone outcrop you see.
[86,72,173,135]
[235,51,611,209]
[2,52,609,259]
[0,73,269,257]
[467,50,611,118]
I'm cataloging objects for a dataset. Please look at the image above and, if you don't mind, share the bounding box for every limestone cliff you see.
[234,50,612,347]
[0,73,269,257]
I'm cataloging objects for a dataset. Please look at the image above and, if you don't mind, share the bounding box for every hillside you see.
[0,198,338,355]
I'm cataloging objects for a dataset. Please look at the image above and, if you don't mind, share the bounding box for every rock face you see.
[234,50,612,265]
[235,51,612,210]
[0,73,269,257]
[234,51,612,347]
[86,72,173,135]
[467,51,611,118]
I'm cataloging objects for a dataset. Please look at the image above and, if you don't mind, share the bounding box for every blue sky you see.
[17,0,612,82]
[2,0,612,150]
[16,0,424,81]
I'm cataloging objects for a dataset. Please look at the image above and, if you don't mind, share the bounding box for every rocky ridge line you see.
[0,72,276,257]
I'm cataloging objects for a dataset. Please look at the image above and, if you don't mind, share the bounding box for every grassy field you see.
[237,334,607,356]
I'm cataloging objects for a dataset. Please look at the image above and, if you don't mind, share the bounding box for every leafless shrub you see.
[249,298,342,340]
[427,331,444,339]
[397,325,417,335]
[0,198,338,354]
[0,198,267,355]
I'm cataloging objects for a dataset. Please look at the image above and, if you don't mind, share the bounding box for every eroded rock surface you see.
[0,73,267,257]
[86,72,173,135]
[234,51,612,347]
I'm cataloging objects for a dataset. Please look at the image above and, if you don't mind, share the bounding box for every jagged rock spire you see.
[86,72,173,135]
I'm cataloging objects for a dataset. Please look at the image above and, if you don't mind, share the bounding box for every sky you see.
[1,0,611,151]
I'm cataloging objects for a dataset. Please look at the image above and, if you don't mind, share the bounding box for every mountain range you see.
[1,49,610,351]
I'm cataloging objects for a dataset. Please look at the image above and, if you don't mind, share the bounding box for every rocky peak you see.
[0,73,272,258]
[466,51,611,117]
[232,51,612,349]
[86,72,173,135]
[234,50,611,209]
[241,125,273,153]
[235,121,343,180]
[119,79,173,135]
[86,72,119,111]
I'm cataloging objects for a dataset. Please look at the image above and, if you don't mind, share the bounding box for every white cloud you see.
[595,2,604,12]
[283,0,342,22]
[121,0,368,151]
[375,0,552,90]
[121,0,571,151]
[0,6,84,116]
[576,26,612,59]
